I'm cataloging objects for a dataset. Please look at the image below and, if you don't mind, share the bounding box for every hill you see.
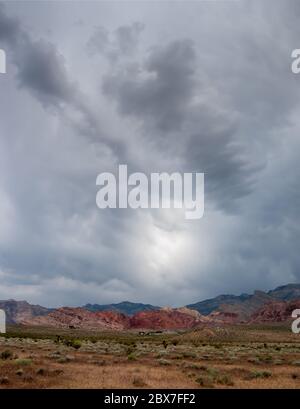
[83,301,159,316]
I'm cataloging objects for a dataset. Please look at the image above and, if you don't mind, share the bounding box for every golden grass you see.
[1,325,300,389]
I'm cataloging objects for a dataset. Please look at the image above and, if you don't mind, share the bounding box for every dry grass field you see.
[1,324,300,388]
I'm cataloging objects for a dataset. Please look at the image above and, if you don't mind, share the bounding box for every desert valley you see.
[1,284,300,388]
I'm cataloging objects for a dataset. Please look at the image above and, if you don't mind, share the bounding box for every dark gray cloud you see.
[115,22,144,55]
[103,39,196,131]
[0,4,75,107]
[0,4,125,156]
[102,38,258,211]
[17,40,75,106]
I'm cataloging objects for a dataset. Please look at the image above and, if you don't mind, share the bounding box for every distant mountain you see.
[186,284,300,320]
[0,300,51,324]
[186,293,252,316]
[268,284,300,301]
[1,284,300,329]
[83,301,159,316]
[250,299,300,323]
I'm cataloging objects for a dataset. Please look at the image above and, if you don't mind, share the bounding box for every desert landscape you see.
[1,284,300,389]
[1,324,300,389]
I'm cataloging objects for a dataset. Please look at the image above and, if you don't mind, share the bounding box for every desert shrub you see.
[263,355,273,363]
[291,373,299,379]
[14,358,32,367]
[127,353,137,361]
[274,359,283,365]
[51,369,64,376]
[156,351,168,359]
[183,362,201,370]
[206,367,220,378]
[217,375,234,386]
[1,350,12,360]
[132,376,146,387]
[48,351,61,359]
[72,339,82,349]
[169,354,182,360]
[91,360,106,366]
[162,340,168,349]
[126,346,135,355]
[247,357,260,364]
[0,376,9,385]
[62,338,82,349]
[36,368,46,376]
[158,359,171,366]
[250,370,272,379]
[57,356,70,363]
[15,369,24,376]
[195,375,214,388]
[182,351,197,359]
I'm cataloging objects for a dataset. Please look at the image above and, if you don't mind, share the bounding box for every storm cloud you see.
[0,1,300,307]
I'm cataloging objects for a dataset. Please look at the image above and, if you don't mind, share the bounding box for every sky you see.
[0,0,300,308]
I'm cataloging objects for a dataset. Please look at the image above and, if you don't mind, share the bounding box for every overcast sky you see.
[0,0,300,308]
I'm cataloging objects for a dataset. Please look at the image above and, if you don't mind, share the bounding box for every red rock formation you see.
[23,305,215,331]
[23,307,130,330]
[249,300,300,323]
[10,298,300,331]
[208,310,240,324]
[129,308,207,330]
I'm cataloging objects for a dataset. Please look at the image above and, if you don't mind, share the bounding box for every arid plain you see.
[1,324,300,389]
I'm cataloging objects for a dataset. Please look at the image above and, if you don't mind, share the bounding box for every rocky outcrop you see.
[0,300,50,324]
[22,307,130,330]
[249,300,300,323]
[129,308,209,330]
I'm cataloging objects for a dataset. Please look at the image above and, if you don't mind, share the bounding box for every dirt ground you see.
[1,324,300,388]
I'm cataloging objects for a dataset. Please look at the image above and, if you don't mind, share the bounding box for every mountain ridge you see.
[83,301,159,316]
[186,284,300,316]
[1,283,300,328]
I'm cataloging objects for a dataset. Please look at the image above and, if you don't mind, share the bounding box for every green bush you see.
[63,338,82,349]
[250,370,272,379]
[72,339,82,350]
[14,358,32,367]
[128,353,137,361]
